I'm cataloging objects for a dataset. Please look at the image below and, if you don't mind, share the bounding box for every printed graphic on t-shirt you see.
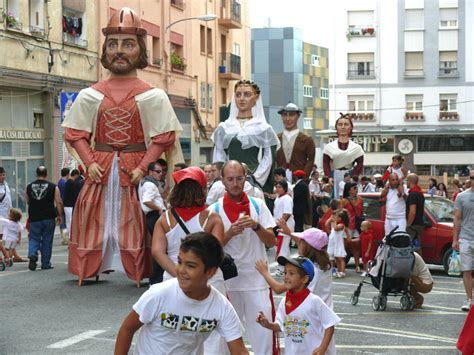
[160,312,219,334]
[198,319,218,333]
[181,316,199,332]
[284,315,310,342]
[31,183,48,200]
[161,313,179,330]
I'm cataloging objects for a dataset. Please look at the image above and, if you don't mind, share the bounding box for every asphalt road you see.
[1,234,467,354]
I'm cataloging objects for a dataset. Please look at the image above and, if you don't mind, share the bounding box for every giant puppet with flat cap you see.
[276,103,316,183]
[62,8,183,287]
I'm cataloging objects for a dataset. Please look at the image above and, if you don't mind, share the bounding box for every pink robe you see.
[64,77,176,282]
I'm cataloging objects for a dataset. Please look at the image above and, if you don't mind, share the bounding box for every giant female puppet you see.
[323,113,364,198]
[62,8,183,286]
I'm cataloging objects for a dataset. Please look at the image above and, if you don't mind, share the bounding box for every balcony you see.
[170,0,185,10]
[347,69,375,79]
[63,32,88,48]
[439,65,459,78]
[404,69,425,78]
[439,111,459,121]
[219,0,242,29]
[405,112,425,121]
[346,25,375,38]
[29,26,45,37]
[219,53,241,80]
[349,112,375,122]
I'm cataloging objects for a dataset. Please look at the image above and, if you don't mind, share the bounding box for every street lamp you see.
[164,13,217,119]
[165,14,217,32]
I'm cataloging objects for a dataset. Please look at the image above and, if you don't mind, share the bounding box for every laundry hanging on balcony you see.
[62,16,83,36]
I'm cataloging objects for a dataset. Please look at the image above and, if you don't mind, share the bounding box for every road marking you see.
[338,322,457,342]
[337,311,464,316]
[46,330,107,349]
[337,327,455,344]
[336,345,456,350]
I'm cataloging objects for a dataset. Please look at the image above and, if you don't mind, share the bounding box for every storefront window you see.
[0,142,13,156]
[418,135,474,152]
[433,165,470,176]
[30,142,44,156]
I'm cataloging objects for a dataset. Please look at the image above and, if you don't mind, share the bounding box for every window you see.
[320,88,329,100]
[304,117,312,130]
[233,43,240,56]
[347,10,375,36]
[405,52,424,76]
[63,0,87,47]
[152,36,161,66]
[33,112,44,128]
[200,26,212,55]
[207,84,213,111]
[362,196,383,221]
[200,82,206,109]
[348,95,374,121]
[440,8,458,28]
[311,55,320,67]
[439,51,458,75]
[221,88,227,105]
[6,0,21,30]
[29,0,44,35]
[347,53,374,78]
[406,95,423,112]
[439,94,457,111]
[405,9,424,29]
[30,142,44,156]
[418,135,474,152]
[303,85,313,97]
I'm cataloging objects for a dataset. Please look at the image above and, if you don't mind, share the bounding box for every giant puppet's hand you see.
[129,168,145,185]
[88,162,105,183]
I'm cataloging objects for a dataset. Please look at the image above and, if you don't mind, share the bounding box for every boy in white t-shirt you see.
[0,208,23,268]
[115,232,248,355]
[257,256,340,355]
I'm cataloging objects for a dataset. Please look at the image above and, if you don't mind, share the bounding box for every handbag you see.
[448,250,462,276]
[170,208,238,280]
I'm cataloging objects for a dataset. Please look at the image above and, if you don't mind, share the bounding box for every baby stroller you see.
[350,227,416,311]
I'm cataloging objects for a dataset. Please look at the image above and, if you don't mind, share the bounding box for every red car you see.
[319,193,455,274]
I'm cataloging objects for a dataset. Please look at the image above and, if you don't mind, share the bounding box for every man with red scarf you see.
[211,160,277,355]
[406,174,425,252]
[62,8,183,286]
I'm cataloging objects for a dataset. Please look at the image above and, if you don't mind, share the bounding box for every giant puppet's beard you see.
[102,54,139,75]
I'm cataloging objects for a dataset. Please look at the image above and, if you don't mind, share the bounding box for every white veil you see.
[211,95,280,151]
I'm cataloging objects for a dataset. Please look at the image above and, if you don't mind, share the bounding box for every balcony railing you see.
[346,25,375,38]
[219,53,241,80]
[171,0,185,10]
[347,69,375,79]
[405,112,425,121]
[404,69,424,78]
[29,26,45,37]
[219,0,242,29]
[439,66,459,77]
[63,32,88,47]
[439,111,459,121]
[348,112,375,121]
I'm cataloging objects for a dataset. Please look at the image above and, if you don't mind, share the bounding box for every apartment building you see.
[326,0,473,176]
[0,0,100,211]
[98,0,251,165]
[251,27,329,137]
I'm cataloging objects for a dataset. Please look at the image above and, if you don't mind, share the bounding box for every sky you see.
[249,0,335,49]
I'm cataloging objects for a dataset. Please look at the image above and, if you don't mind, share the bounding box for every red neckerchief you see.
[285,288,310,314]
[223,192,250,223]
[409,185,423,194]
[174,206,207,222]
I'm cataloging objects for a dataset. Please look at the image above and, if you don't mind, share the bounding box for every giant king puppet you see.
[62,8,183,286]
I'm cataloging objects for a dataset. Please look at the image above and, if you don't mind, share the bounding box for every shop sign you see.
[328,135,394,153]
[0,129,44,140]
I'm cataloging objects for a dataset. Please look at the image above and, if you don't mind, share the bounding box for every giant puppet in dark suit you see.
[275,103,315,182]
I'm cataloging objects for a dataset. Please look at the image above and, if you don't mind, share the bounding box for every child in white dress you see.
[326,209,350,278]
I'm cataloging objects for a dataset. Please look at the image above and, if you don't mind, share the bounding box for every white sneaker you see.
[461,299,472,312]
[361,271,367,277]
[336,272,345,278]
